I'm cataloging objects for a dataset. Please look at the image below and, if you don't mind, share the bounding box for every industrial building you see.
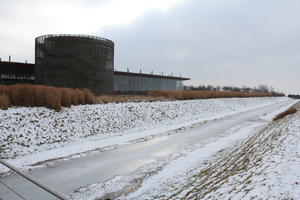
[0,34,189,94]
[0,61,35,85]
[35,34,114,94]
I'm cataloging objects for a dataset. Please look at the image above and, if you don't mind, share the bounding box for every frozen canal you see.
[0,99,295,200]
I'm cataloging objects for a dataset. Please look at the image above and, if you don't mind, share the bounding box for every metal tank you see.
[35,34,114,94]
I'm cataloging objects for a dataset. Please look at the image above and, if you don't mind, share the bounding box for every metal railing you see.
[0,159,70,200]
[35,34,114,44]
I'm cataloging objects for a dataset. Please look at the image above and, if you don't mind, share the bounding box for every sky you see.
[0,0,300,94]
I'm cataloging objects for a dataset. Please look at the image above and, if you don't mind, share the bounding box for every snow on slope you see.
[0,97,290,174]
[120,102,300,200]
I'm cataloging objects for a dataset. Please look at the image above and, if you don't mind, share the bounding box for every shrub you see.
[70,89,79,106]
[0,94,10,110]
[9,85,24,106]
[60,88,72,107]
[18,84,35,106]
[45,87,62,111]
[273,107,297,121]
[148,90,273,100]
[0,84,96,111]
[83,89,96,104]
[0,85,9,95]
[77,89,86,105]
[34,85,47,107]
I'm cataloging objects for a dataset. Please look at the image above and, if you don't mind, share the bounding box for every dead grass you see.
[83,89,96,104]
[95,90,276,104]
[166,103,300,200]
[0,84,96,111]
[273,107,297,121]
[96,95,167,104]
[77,89,86,105]
[148,90,273,100]
[45,86,62,111]
[60,88,72,107]
[0,85,9,95]
[0,94,10,110]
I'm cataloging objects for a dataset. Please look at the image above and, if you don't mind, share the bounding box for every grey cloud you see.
[99,0,300,93]
[1,0,300,94]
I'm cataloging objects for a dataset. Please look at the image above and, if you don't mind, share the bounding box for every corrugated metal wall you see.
[0,62,35,85]
[113,74,183,92]
[35,34,114,94]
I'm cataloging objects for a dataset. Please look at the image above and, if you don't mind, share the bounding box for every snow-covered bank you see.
[118,122,265,200]
[0,97,293,174]
[70,122,264,200]
[118,102,300,200]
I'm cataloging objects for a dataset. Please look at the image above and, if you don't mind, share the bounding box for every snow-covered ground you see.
[0,97,290,176]
[69,99,300,200]
[108,102,299,200]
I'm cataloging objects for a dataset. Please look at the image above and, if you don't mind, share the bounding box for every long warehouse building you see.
[0,34,189,94]
[0,61,188,93]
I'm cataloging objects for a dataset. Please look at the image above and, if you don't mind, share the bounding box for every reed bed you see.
[273,107,297,121]
[148,90,273,100]
[0,84,96,111]
[96,95,167,104]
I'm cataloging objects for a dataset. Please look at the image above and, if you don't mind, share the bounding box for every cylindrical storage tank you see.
[35,34,114,94]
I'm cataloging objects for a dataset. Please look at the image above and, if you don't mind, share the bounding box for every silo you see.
[35,34,114,94]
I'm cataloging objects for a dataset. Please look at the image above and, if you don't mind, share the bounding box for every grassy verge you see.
[273,107,297,121]
[96,95,167,104]
[149,90,274,100]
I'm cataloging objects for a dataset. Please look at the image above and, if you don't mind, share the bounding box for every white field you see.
[0,97,290,174]
[0,97,299,200]
[119,103,300,200]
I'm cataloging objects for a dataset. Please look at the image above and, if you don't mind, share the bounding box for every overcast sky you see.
[1,0,300,94]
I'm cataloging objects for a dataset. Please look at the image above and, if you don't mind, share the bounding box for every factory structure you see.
[0,34,189,94]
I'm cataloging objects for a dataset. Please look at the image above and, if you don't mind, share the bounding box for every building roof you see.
[114,71,190,81]
[0,61,190,81]
[0,61,34,75]
[35,34,114,45]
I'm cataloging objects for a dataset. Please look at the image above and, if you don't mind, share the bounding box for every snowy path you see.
[0,99,295,200]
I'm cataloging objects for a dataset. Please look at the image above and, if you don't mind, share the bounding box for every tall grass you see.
[273,107,297,121]
[0,84,96,111]
[60,88,72,107]
[0,94,10,110]
[148,90,273,100]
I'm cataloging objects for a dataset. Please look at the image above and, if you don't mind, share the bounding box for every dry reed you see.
[273,107,297,121]
[0,84,96,111]
[148,90,273,100]
[77,89,86,105]
[70,89,79,106]
[0,85,9,95]
[60,88,72,107]
[83,89,96,104]
[96,95,167,104]
[0,94,10,110]
[45,87,62,111]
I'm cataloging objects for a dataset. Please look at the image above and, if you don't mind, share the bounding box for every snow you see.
[1,97,298,200]
[112,101,300,200]
[70,122,264,200]
[0,97,293,175]
[214,113,300,200]
[119,122,265,200]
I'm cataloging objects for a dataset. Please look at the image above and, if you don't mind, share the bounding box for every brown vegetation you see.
[60,88,72,107]
[96,95,167,104]
[148,90,273,100]
[273,107,297,121]
[0,94,10,110]
[83,89,96,104]
[0,84,96,111]
[95,90,278,104]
